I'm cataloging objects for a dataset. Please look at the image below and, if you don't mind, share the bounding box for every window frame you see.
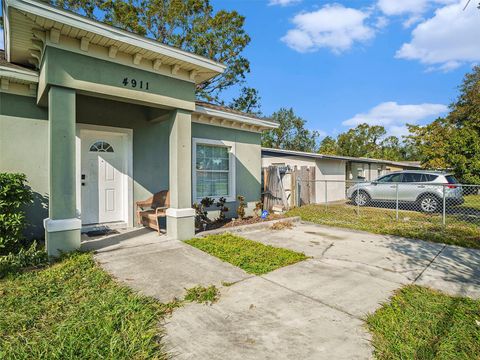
[192,138,236,202]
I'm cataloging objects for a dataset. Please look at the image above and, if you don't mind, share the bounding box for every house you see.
[0,0,278,256]
[261,147,422,205]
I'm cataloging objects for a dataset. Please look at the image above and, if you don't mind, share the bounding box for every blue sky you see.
[1,0,478,139]
[212,0,479,139]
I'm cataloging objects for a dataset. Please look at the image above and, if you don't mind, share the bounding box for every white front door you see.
[80,130,126,225]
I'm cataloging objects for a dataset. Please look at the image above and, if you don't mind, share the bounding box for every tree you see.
[49,0,251,103]
[335,124,386,158]
[317,124,414,161]
[318,136,338,155]
[405,119,452,170]
[261,108,319,152]
[229,87,262,116]
[406,66,480,183]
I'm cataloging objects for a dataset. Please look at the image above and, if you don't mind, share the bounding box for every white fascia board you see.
[261,147,421,168]
[0,66,39,83]
[3,0,12,62]
[5,0,226,74]
[195,105,279,129]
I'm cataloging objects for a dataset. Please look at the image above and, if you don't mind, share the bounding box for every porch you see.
[45,90,195,256]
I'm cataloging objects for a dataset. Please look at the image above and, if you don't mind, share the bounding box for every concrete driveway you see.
[82,222,480,359]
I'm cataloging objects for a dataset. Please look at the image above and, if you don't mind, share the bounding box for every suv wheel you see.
[419,194,441,213]
[353,191,370,206]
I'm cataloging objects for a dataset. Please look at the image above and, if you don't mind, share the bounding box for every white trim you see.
[4,0,226,74]
[166,208,195,218]
[0,66,39,83]
[194,105,278,130]
[44,218,82,233]
[192,138,236,203]
[76,123,134,229]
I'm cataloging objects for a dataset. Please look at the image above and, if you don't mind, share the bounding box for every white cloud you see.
[342,101,448,136]
[374,16,389,29]
[281,4,375,53]
[396,2,480,70]
[269,0,301,6]
[0,29,4,50]
[377,0,457,16]
[377,0,457,27]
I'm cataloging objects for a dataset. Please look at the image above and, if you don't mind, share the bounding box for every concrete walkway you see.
[82,223,480,359]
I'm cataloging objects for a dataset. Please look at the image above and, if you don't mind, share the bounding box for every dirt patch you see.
[271,220,295,230]
[200,214,288,232]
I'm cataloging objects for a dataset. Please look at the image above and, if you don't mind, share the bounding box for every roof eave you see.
[195,105,279,130]
[261,148,422,168]
[0,65,39,83]
[4,0,226,75]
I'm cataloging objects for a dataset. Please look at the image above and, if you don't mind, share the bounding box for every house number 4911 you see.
[122,77,150,90]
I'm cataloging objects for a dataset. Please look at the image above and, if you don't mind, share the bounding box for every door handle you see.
[418,185,425,188]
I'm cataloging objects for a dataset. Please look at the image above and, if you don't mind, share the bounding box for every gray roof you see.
[261,147,422,169]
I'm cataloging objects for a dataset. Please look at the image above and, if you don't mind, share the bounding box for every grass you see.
[463,194,480,211]
[366,285,480,360]
[287,204,480,249]
[0,252,179,359]
[185,233,308,275]
[184,285,219,304]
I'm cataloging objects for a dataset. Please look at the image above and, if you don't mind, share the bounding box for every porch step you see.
[81,221,128,234]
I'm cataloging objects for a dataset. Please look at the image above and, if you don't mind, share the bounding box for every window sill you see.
[194,195,236,203]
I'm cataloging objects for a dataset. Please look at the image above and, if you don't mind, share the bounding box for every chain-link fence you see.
[294,179,480,228]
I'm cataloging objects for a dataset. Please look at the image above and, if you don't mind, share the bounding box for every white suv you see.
[347,171,464,213]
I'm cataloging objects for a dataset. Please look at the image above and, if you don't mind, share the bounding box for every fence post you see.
[395,183,399,221]
[324,180,328,211]
[297,178,301,207]
[442,185,446,226]
[357,186,360,217]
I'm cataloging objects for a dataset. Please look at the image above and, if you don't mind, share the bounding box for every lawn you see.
[0,252,177,359]
[287,204,480,249]
[366,285,480,360]
[462,194,480,211]
[185,233,308,275]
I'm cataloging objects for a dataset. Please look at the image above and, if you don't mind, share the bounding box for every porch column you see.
[44,86,81,256]
[166,109,195,239]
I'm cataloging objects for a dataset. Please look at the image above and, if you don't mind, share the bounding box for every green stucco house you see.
[0,0,277,256]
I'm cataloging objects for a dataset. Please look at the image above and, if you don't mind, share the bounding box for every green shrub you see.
[0,241,48,278]
[0,173,33,255]
[193,197,215,229]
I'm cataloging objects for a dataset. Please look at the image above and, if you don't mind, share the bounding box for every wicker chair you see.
[136,190,170,234]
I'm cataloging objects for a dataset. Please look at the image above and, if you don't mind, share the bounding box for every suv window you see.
[377,174,392,183]
[421,174,438,182]
[377,174,403,182]
[402,173,422,182]
[390,173,403,182]
[445,175,458,184]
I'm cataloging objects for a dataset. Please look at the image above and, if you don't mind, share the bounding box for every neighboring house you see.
[261,148,421,204]
[0,0,278,256]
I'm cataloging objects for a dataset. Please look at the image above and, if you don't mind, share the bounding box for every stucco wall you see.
[76,95,170,222]
[40,47,196,110]
[316,158,346,203]
[262,154,347,204]
[192,123,262,217]
[1,90,263,234]
[0,93,49,238]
